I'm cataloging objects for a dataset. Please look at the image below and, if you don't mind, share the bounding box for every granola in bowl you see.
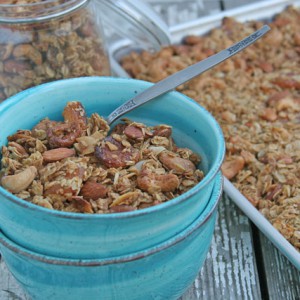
[0,101,204,214]
[120,6,300,251]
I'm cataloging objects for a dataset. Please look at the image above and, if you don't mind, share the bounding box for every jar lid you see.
[98,0,171,51]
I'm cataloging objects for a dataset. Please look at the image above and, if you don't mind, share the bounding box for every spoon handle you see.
[107,24,270,125]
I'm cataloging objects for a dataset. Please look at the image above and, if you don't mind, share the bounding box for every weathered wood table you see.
[1,193,299,300]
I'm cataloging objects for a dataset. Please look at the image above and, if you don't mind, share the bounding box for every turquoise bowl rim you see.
[0,77,225,220]
[0,172,223,265]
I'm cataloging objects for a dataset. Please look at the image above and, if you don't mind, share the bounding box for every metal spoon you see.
[106,25,270,125]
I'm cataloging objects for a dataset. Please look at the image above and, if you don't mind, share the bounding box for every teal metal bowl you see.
[0,172,223,300]
[0,77,225,259]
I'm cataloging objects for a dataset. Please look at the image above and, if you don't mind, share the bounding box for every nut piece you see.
[72,196,93,213]
[159,152,196,174]
[221,156,245,180]
[46,101,88,148]
[63,101,87,131]
[260,108,277,121]
[153,125,172,137]
[42,148,76,163]
[47,123,82,148]
[95,136,140,168]
[1,166,37,193]
[110,191,139,207]
[137,170,179,193]
[80,181,108,200]
[8,141,29,158]
[124,125,144,140]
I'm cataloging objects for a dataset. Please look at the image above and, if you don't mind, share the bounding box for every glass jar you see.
[0,0,111,102]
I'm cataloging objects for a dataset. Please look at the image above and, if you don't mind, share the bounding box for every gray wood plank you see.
[181,194,262,300]
[222,0,267,10]
[257,232,300,300]
[0,258,28,300]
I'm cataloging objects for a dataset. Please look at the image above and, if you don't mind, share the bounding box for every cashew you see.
[1,166,37,193]
[137,170,179,193]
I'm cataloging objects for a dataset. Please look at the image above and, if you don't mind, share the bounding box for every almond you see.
[72,196,93,214]
[42,148,75,162]
[221,156,245,180]
[80,181,108,200]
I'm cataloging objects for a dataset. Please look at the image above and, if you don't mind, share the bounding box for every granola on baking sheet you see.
[120,6,300,251]
[0,101,204,214]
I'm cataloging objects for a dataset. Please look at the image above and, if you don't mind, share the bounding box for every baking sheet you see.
[110,0,300,270]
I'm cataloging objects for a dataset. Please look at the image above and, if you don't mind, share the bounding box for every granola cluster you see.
[0,0,110,102]
[0,101,203,214]
[120,6,300,251]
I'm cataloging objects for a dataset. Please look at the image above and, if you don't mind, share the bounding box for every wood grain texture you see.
[180,194,261,300]
[256,231,300,300]
[0,259,27,300]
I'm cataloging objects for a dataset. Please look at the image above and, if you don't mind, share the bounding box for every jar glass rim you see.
[0,0,89,23]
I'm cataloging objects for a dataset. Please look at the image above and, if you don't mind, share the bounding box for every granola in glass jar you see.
[0,0,111,102]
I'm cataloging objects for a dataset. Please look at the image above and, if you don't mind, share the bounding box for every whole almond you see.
[42,148,75,163]
[80,181,108,200]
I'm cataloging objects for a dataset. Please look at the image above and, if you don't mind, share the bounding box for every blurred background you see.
[144,0,269,25]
